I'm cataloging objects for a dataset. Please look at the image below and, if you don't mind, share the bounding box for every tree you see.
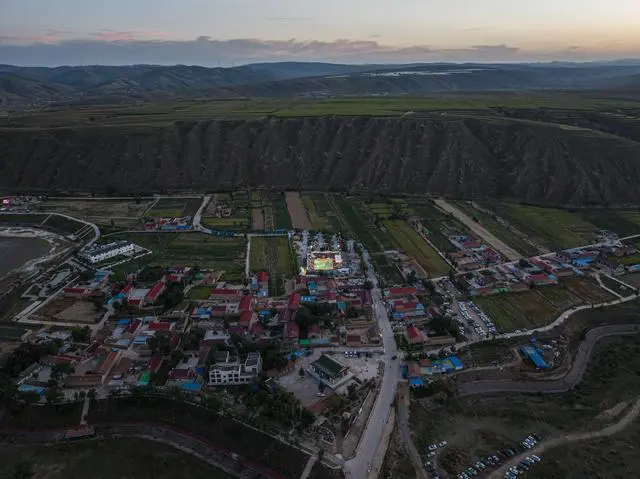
[0,372,17,407]
[407,270,417,284]
[87,388,97,401]
[44,387,63,405]
[363,280,373,291]
[318,382,326,393]
[71,326,91,343]
[299,368,305,378]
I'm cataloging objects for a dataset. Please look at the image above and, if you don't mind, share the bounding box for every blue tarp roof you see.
[409,377,424,387]
[133,335,149,344]
[118,319,130,325]
[181,382,202,392]
[520,345,549,369]
[449,356,464,369]
[18,384,45,395]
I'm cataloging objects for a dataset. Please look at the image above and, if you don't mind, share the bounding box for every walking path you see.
[488,397,640,478]
[434,199,522,261]
[300,454,318,479]
[459,324,640,396]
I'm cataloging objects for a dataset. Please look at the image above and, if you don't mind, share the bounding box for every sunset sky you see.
[2,0,640,65]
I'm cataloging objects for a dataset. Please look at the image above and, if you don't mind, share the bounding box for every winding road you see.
[459,324,640,396]
[487,397,640,478]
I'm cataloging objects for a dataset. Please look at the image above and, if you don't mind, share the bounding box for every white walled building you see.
[209,352,262,386]
[80,241,135,264]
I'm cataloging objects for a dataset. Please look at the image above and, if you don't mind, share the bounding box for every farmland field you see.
[451,201,540,256]
[404,199,469,253]
[39,198,153,220]
[479,202,598,249]
[332,196,402,283]
[102,232,246,282]
[300,193,341,231]
[285,191,312,230]
[473,278,614,331]
[146,197,202,218]
[575,208,640,237]
[250,236,295,295]
[382,219,450,276]
[203,192,250,232]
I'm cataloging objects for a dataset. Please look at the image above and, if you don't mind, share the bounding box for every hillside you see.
[2,115,640,205]
[1,62,640,109]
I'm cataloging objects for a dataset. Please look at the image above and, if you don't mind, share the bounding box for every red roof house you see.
[145,282,167,303]
[406,326,426,344]
[239,310,256,327]
[256,271,269,283]
[239,295,253,312]
[387,287,417,298]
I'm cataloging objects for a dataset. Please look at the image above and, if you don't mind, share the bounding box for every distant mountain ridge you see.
[1,61,640,109]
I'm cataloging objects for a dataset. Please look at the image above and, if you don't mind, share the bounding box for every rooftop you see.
[312,354,348,378]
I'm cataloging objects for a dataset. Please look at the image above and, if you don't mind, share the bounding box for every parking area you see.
[452,433,542,479]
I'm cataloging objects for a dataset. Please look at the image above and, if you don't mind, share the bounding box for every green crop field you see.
[300,193,341,231]
[7,91,640,128]
[186,285,213,300]
[575,208,640,237]
[146,197,202,218]
[452,201,540,256]
[250,236,294,295]
[332,196,403,283]
[403,199,468,253]
[479,202,598,249]
[103,232,246,281]
[382,219,450,276]
[474,278,614,331]
[266,193,293,230]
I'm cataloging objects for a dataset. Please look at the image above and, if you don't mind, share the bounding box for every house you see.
[385,287,417,299]
[405,326,426,344]
[346,334,361,346]
[309,354,351,386]
[79,241,135,264]
[145,281,167,304]
[526,273,558,286]
[208,352,262,386]
[200,329,230,346]
[284,321,300,340]
[239,310,256,328]
[239,295,254,312]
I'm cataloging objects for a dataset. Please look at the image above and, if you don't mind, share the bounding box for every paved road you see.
[344,249,399,479]
[488,397,640,479]
[434,199,522,261]
[459,324,640,396]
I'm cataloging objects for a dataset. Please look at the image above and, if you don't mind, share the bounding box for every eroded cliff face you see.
[1,116,640,205]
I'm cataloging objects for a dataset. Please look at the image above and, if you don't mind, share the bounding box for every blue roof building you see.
[520,345,549,369]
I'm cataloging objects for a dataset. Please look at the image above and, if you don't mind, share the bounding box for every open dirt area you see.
[54,300,101,323]
[285,191,312,230]
[251,208,265,230]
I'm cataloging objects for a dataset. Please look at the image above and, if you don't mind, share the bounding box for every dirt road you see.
[434,199,522,261]
[396,382,429,479]
[459,324,640,396]
[488,397,640,478]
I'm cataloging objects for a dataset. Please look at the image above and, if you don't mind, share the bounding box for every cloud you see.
[0,35,635,66]
[267,17,313,22]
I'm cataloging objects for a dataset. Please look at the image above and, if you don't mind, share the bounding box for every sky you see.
[2,0,640,66]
